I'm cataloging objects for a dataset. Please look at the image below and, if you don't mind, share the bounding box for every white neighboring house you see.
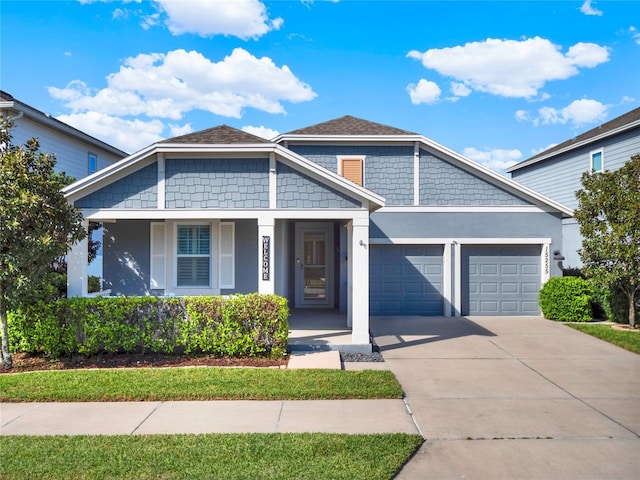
[0,90,128,280]
[506,107,640,269]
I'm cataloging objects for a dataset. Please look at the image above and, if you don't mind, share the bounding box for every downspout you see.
[0,109,24,128]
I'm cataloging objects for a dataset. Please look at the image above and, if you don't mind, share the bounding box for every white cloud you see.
[49,48,316,120]
[580,0,603,16]
[57,112,164,153]
[534,99,609,127]
[531,143,559,156]
[153,0,283,39]
[407,79,442,105]
[241,125,279,140]
[515,110,529,122]
[463,147,522,174]
[408,37,610,99]
[630,26,640,45]
[169,123,193,137]
[450,82,471,97]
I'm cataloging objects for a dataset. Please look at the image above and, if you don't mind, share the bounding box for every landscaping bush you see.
[8,294,288,359]
[593,282,640,325]
[539,276,594,322]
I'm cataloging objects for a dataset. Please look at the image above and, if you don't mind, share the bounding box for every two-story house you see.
[506,107,640,268]
[63,116,571,351]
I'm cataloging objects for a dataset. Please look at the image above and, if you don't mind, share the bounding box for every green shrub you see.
[88,276,101,293]
[593,282,640,325]
[539,276,594,322]
[8,294,288,359]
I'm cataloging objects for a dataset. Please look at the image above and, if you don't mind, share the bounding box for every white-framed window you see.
[337,155,365,186]
[88,152,97,174]
[176,224,211,287]
[590,149,604,172]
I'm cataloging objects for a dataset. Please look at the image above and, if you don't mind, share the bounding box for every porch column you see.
[258,218,275,294]
[348,217,370,345]
[67,219,89,297]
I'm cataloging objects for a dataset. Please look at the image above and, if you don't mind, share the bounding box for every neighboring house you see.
[506,107,640,268]
[63,116,571,351]
[0,91,128,180]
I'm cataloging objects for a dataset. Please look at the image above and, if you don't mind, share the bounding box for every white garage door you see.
[370,245,444,316]
[462,245,541,315]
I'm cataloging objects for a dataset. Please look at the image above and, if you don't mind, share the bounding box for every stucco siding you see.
[103,220,151,296]
[221,219,258,295]
[75,163,158,209]
[10,117,122,180]
[370,211,563,276]
[277,162,361,208]
[511,129,640,209]
[165,158,269,208]
[286,145,414,204]
[420,150,530,206]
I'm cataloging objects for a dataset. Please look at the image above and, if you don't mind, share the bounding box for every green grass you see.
[0,368,403,402]
[0,433,423,480]
[568,323,640,354]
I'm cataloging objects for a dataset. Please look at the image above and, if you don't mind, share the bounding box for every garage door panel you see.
[463,245,541,316]
[370,245,444,316]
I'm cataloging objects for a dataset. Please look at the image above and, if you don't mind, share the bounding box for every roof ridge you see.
[160,124,271,144]
[284,115,418,136]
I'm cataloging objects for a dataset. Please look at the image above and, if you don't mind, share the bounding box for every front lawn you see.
[0,433,423,480]
[0,368,403,402]
[568,323,640,354]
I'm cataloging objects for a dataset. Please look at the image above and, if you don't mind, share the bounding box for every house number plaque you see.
[262,236,270,280]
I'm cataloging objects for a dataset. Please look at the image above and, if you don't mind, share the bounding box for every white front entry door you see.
[295,222,334,308]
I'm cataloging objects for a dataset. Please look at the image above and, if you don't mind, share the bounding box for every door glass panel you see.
[303,232,326,300]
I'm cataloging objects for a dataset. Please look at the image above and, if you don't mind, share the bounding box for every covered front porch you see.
[288,309,371,353]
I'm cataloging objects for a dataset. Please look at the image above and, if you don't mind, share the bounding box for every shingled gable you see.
[160,124,272,144]
[284,115,417,136]
[507,107,640,172]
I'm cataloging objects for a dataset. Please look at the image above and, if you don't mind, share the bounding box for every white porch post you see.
[348,217,370,345]
[67,219,89,297]
[258,218,275,294]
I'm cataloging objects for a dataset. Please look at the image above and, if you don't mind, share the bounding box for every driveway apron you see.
[371,316,640,480]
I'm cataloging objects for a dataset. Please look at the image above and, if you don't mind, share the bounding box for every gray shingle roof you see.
[160,125,271,144]
[523,107,640,164]
[284,115,417,136]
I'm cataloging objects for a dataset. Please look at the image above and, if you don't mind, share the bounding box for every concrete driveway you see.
[371,316,640,480]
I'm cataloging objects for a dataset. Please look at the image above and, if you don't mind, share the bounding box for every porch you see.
[288,309,372,353]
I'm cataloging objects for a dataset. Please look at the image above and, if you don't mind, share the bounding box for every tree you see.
[574,155,640,328]
[0,126,87,368]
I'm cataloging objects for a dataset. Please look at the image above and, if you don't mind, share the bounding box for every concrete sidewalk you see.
[1,399,418,436]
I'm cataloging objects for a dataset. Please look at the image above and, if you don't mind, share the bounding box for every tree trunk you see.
[629,291,637,329]
[0,284,13,369]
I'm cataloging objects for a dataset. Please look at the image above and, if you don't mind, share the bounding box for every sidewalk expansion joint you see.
[403,397,424,438]
[130,401,164,435]
[273,400,285,433]
[0,402,44,429]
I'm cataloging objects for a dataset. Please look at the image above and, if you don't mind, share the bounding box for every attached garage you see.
[370,245,444,315]
[461,245,541,316]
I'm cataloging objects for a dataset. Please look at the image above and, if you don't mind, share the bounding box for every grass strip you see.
[0,433,423,480]
[567,323,640,354]
[0,368,403,402]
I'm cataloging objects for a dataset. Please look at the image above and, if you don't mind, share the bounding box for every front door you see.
[295,222,334,308]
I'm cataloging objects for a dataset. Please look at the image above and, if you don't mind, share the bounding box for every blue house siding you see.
[510,129,640,210]
[75,163,158,209]
[286,145,414,205]
[103,220,151,296]
[420,151,530,206]
[277,162,361,208]
[221,219,258,295]
[165,158,269,209]
[371,211,562,276]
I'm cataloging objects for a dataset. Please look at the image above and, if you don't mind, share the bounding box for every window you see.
[88,153,97,174]
[338,156,364,186]
[590,149,604,172]
[176,224,210,287]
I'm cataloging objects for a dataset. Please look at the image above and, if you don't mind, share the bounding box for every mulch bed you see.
[0,352,287,374]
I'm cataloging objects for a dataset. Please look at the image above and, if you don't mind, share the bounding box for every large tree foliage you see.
[574,154,640,328]
[0,126,87,368]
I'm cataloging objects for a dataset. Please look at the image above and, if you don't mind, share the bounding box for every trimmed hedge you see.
[8,294,289,359]
[539,276,594,322]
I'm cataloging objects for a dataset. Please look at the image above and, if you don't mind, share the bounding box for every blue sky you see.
[2,0,639,173]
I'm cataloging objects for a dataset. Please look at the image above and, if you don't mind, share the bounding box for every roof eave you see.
[506,119,640,173]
